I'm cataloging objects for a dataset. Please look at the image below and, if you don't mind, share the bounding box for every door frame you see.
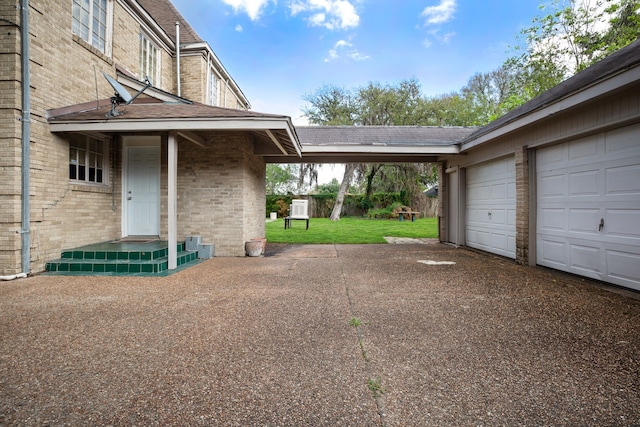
[121,136,161,237]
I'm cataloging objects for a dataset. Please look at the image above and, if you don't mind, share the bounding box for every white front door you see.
[126,145,160,236]
[465,156,517,259]
[536,124,640,290]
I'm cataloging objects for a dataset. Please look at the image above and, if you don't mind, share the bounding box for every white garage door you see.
[466,156,516,258]
[537,124,640,291]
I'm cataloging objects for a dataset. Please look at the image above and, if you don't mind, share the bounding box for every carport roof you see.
[269,125,477,163]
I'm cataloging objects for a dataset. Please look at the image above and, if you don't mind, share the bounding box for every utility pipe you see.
[175,21,180,96]
[20,0,31,275]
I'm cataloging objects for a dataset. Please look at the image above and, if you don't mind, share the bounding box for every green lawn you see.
[265,216,438,244]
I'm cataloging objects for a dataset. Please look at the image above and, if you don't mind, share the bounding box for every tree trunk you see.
[330,163,357,221]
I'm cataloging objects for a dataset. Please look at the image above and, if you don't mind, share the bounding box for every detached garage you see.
[439,39,640,292]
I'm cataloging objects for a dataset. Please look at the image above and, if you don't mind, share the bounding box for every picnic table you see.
[398,210,420,222]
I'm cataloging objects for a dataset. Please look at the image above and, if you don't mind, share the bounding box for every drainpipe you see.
[20,0,31,275]
[175,21,180,97]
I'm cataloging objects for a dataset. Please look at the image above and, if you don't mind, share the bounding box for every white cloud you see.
[221,0,271,21]
[235,24,244,32]
[421,0,456,25]
[290,0,360,30]
[324,39,369,62]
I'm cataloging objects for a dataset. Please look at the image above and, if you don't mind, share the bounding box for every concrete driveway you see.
[1,242,639,426]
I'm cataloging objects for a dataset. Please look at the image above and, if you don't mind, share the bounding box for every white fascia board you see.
[461,66,640,151]
[49,117,294,133]
[183,42,251,108]
[302,144,459,155]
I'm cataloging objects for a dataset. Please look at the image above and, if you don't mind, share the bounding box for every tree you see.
[297,163,319,194]
[329,163,358,221]
[302,85,357,125]
[506,0,640,106]
[266,164,297,194]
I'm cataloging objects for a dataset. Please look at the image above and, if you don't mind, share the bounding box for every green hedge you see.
[266,192,410,218]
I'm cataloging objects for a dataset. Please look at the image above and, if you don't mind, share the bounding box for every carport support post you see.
[168,131,178,270]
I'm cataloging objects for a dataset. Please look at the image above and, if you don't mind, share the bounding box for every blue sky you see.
[170,0,543,125]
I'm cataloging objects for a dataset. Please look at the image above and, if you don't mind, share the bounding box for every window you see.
[69,136,107,184]
[72,0,109,54]
[140,33,159,84]
[208,69,218,106]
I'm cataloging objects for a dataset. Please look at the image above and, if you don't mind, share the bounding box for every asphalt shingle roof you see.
[137,0,202,44]
[296,126,478,147]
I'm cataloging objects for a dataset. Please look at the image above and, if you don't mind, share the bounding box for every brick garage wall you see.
[169,132,265,257]
[514,146,529,265]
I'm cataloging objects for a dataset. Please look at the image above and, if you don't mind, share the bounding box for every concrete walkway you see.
[1,243,639,426]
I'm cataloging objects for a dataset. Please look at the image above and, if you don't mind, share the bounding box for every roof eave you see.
[301,144,459,155]
[461,59,640,152]
[49,116,302,157]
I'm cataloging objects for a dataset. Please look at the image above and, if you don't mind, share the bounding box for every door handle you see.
[599,218,604,232]
[127,197,132,201]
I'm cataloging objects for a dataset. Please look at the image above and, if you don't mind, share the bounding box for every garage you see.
[465,156,516,259]
[536,123,640,290]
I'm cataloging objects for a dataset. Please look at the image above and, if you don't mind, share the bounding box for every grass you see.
[266,216,438,244]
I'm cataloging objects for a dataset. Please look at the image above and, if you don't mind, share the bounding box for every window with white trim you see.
[69,136,108,184]
[72,0,110,54]
[139,33,159,84]
[208,69,219,106]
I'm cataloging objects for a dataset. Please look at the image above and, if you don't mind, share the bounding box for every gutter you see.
[20,0,31,275]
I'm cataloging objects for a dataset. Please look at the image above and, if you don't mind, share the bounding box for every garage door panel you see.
[539,208,565,232]
[537,125,640,290]
[491,183,507,200]
[605,209,640,241]
[607,249,640,290]
[477,185,491,200]
[537,143,566,170]
[490,209,507,225]
[569,170,600,196]
[539,174,566,198]
[568,208,600,236]
[570,243,602,275]
[539,238,568,268]
[606,164,640,195]
[568,135,600,161]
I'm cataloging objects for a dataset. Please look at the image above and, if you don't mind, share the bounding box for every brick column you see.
[515,147,529,265]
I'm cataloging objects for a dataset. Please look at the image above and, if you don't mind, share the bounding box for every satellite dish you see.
[102,72,152,117]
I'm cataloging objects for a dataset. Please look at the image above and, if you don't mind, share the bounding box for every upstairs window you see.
[72,0,109,54]
[69,136,108,184]
[208,69,219,106]
[140,33,159,84]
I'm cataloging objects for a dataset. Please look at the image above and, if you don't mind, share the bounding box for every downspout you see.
[175,21,180,97]
[20,0,31,275]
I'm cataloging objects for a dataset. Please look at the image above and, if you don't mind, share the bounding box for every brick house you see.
[2,0,300,275]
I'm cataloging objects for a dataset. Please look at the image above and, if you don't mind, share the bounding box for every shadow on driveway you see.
[1,243,639,426]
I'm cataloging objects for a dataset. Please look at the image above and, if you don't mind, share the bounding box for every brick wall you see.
[0,6,21,274]
[168,132,265,257]
[514,146,529,265]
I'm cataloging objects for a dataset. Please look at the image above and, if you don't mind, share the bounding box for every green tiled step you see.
[46,250,198,275]
[45,240,199,276]
[59,242,186,261]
